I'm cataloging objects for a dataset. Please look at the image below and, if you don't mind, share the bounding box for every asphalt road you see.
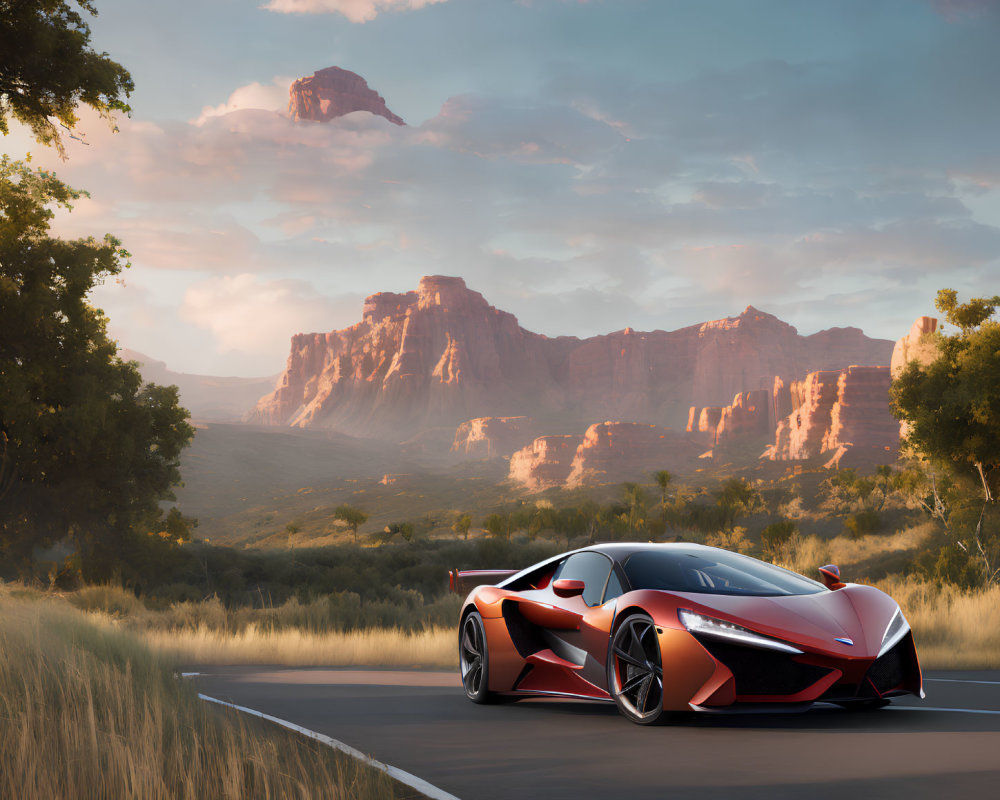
[194,667,1000,800]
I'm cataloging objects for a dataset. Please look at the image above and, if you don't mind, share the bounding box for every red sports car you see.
[449,543,922,724]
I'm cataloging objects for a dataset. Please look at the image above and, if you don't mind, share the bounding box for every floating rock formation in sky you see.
[288,66,405,125]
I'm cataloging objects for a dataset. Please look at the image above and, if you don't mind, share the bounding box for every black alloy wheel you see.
[460,611,492,703]
[608,613,665,724]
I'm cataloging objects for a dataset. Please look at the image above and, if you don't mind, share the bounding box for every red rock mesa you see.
[252,276,893,439]
[288,66,405,125]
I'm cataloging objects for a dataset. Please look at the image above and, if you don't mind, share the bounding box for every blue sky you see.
[6,0,999,374]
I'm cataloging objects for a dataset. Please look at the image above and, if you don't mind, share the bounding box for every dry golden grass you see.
[141,624,456,668]
[874,575,1000,669]
[0,586,414,800]
[778,522,935,577]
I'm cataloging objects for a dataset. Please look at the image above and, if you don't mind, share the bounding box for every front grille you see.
[695,636,832,696]
[866,639,906,694]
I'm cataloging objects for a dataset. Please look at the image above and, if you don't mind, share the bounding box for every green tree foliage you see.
[452,513,472,540]
[482,512,509,541]
[760,520,797,558]
[332,504,368,544]
[0,0,133,156]
[715,477,759,529]
[843,510,880,540]
[0,159,194,579]
[891,289,1000,585]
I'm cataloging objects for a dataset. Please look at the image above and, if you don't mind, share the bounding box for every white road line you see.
[198,693,462,800]
[889,705,1000,716]
[924,678,1000,686]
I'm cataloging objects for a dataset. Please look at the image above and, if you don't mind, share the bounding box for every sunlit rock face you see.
[688,389,771,447]
[889,315,940,445]
[506,422,702,491]
[508,435,584,491]
[564,422,702,488]
[764,366,900,468]
[288,66,405,125]
[251,277,893,439]
[452,416,539,459]
[890,316,939,378]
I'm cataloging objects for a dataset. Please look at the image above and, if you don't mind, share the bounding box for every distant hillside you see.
[122,350,276,422]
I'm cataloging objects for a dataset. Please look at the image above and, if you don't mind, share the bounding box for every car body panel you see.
[457,543,922,713]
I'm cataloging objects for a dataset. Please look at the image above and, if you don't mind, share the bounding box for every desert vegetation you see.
[0,585,416,799]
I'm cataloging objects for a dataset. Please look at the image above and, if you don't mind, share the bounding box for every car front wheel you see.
[607,612,665,725]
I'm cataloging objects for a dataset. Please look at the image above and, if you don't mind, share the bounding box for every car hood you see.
[669,584,900,658]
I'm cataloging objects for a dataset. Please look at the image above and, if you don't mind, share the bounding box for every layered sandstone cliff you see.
[508,422,702,492]
[890,316,939,378]
[253,276,893,438]
[508,435,583,491]
[452,416,539,458]
[890,315,940,445]
[288,66,405,126]
[764,366,899,467]
[565,423,702,488]
[687,389,770,447]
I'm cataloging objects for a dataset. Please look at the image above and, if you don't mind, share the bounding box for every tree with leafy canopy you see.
[890,289,1000,585]
[332,504,368,544]
[0,0,133,157]
[0,158,194,580]
[452,513,472,540]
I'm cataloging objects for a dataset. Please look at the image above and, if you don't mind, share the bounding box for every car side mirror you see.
[552,578,585,598]
[818,564,846,590]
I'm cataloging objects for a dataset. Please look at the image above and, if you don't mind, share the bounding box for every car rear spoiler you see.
[448,569,518,595]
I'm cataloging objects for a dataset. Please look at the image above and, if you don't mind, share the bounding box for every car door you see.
[535,551,623,693]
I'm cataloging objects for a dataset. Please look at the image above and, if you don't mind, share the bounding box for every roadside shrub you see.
[844,510,881,540]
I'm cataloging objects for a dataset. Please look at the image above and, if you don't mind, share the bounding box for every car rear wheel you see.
[608,613,665,725]
[460,611,493,704]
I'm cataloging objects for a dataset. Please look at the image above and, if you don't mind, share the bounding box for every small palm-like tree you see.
[653,470,673,510]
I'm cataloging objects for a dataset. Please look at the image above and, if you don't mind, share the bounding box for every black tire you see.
[460,611,493,704]
[607,612,666,725]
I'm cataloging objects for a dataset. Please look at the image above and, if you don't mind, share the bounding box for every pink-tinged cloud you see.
[193,77,294,125]
[180,274,349,357]
[261,0,448,23]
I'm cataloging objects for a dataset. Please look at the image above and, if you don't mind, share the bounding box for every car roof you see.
[581,541,721,564]
[496,542,725,589]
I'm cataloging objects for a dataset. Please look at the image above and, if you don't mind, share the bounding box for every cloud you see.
[261,0,448,23]
[180,274,355,357]
[193,77,294,125]
[22,19,1000,374]
[928,0,996,21]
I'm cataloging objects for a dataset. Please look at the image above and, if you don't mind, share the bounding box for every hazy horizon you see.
[4,0,998,376]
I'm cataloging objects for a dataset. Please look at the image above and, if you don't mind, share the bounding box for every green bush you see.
[844,510,881,540]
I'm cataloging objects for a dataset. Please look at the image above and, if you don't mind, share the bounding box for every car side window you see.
[602,569,624,604]
[552,552,613,607]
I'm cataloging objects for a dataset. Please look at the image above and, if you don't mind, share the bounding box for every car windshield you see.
[623,547,825,597]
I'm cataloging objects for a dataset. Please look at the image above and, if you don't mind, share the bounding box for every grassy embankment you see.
[0,586,422,799]
[61,524,1000,670]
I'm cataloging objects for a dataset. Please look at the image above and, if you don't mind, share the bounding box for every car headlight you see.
[879,608,910,657]
[678,609,803,654]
